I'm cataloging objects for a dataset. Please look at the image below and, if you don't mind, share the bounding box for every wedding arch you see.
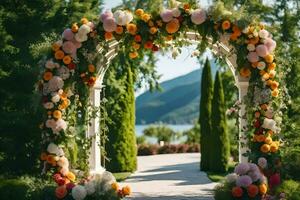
[37,1,283,199]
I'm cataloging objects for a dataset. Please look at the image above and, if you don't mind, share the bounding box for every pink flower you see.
[100,10,113,22]
[160,9,173,22]
[248,171,261,182]
[236,175,252,188]
[71,39,82,49]
[247,51,259,63]
[259,29,269,39]
[234,163,250,175]
[103,17,117,32]
[256,44,268,57]
[269,173,281,187]
[258,157,267,169]
[62,28,74,41]
[264,38,276,53]
[62,41,76,54]
[191,9,206,25]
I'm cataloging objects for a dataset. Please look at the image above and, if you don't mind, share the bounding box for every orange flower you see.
[255,111,261,118]
[53,110,62,119]
[122,185,131,196]
[260,144,270,153]
[232,25,241,36]
[71,23,79,33]
[126,23,137,35]
[250,37,259,45]
[232,186,243,197]
[55,186,67,199]
[268,63,276,70]
[111,182,119,191]
[270,142,279,152]
[88,76,96,87]
[129,52,138,59]
[247,184,259,198]
[81,17,89,24]
[135,9,144,16]
[52,43,61,51]
[256,135,266,143]
[40,152,48,161]
[43,71,53,81]
[166,18,180,34]
[230,33,238,41]
[259,184,268,194]
[66,171,76,182]
[63,55,72,65]
[144,41,153,49]
[262,73,270,81]
[58,100,69,110]
[148,20,154,27]
[104,32,113,40]
[259,70,266,76]
[264,136,273,144]
[60,92,68,101]
[270,81,279,90]
[115,26,124,34]
[149,27,158,34]
[265,54,274,63]
[88,64,96,73]
[272,89,279,97]
[183,3,190,10]
[46,155,56,165]
[222,20,231,30]
[166,35,173,41]
[133,42,140,50]
[141,13,151,22]
[240,67,251,78]
[252,62,258,68]
[156,20,163,27]
[55,50,65,60]
[134,35,142,42]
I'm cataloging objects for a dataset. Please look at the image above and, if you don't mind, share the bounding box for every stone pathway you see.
[123,153,218,200]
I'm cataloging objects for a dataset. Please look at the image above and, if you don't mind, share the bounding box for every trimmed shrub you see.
[138,144,158,155]
[214,183,233,200]
[137,144,200,156]
[158,145,177,154]
[282,148,300,181]
[276,180,300,200]
[187,144,200,153]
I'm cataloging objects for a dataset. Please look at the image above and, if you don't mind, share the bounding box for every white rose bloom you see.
[78,24,91,35]
[57,156,69,168]
[58,89,64,95]
[172,8,181,17]
[101,171,116,184]
[52,119,67,134]
[60,167,69,176]
[45,119,56,128]
[51,93,60,103]
[259,29,269,39]
[247,44,255,51]
[242,27,249,34]
[43,102,54,109]
[47,143,60,155]
[262,118,277,132]
[72,185,87,200]
[58,66,70,80]
[257,61,266,70]
[45,60,59,69]
[123,11,133,24]
[85,180,96,195]
[75,33,88,42]
[48,76,64,92]
[114,10,125,25]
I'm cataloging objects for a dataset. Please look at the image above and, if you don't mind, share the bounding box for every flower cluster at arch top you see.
[38,1,283,199]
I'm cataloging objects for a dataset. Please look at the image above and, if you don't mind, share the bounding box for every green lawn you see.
[113,172,132,182]
[206,162,236,182]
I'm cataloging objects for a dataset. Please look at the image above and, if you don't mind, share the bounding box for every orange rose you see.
[43,71,53,81]
[222,20,231,30]
[134,35,142,42]
[255,111,261,118]
[55,50,65,60]
[81,17,89,24]
[115,26,124,34]
[240,67,251,78]
[262,73,270,81]
[88,64,96,73]
[141,13,151,22]
[260,144,270,153]
[111,182,119,191]
[53,110,62,119]
[268,63,276,70]
[232,186,243,197]
[270,81,279,90]
[126,23,137,35]
[270,142,279,152]
[144,41,153,49]
[63,55,72,65]
[264,54,274,63]
[104,32,113,40]
[256,135,266,143]
[122,185,131,196]
[135,9,144,16]
[66,171,76,182]
[247,184,259,197]
[166,19,180,34]
[272,89,279,97]
[55,185,67,199]
[259,184,268,194]
[129,52,138,59]
[133,42,140,50]
[149,27,158,34]
[71,23,79,33]
[52,43,61,51]
[46,155,56,166]
[232,25,241,36]
[264,136,273,144]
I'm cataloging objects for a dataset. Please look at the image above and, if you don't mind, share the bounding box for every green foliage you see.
[211,71,230,173]
[282,147,300,181]
[143,124,177,144]
[136,135,147,145]
[182,122,200,144]
[276,180,300,200]
[199,58,213,171]
[112,172,132,182]
[214,183,233,200]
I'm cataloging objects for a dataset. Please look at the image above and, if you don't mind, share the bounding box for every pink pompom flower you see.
[234,163,250,175]
[160,9,173,22]
[62,28,74,41]
[100,10,113,22]
[264,38,276,53]
[236,175,252,188]
[103,17,117,32]
[256,44,268,57]
[258,157,267,169]
[191,9,207,25]
[62,41,76,54]
[247,51,259,63]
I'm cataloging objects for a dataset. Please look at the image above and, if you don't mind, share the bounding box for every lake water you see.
[135,124,193,136]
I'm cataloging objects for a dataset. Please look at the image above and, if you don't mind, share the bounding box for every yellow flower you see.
[270,142,279,152]
[268,63,276,70]
[129,52,138,59]
[115,26,124,34]
[166,19,180,34]
[111,182,119,191]
[222,20,231,30]
[88,64,96,73]
[52,43,61,51]
[260,144,270,153]
[264,54,274,63]
[135,9,144,16]
[149,27,158,34]
[264,136,272,145]
[55,50,65,60]
[43,71,53,81]
[271,89,279,97]
[63,55,72,65]
[122,185,131,196]
[71,23,79,33]
[259,184,268,194]
[126,23,137,35]
[81,17,89,24]
[132,42,140,50]
[66,171,76,182]
[141,13,151,22]
[53,110,62,119]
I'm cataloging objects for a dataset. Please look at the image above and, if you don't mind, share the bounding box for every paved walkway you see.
[123,153,217,200]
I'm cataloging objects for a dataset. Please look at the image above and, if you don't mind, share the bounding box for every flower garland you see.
[37,1,283,199]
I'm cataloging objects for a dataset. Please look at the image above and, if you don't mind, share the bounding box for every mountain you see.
[136,60,218,124]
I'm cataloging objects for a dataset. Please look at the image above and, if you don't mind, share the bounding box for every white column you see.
[88,78,105,174]
[238,81,249,163]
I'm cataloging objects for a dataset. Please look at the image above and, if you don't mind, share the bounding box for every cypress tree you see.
[199,58,213,171]
[210,71,230,173]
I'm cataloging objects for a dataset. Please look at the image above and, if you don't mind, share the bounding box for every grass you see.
[206,162,236,182]
[113,172,132,182]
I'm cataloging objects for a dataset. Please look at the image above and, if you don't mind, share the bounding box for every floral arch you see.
[38,2,282,200]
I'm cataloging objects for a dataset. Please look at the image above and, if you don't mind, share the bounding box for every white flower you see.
[262,118,277,132]
[72,185,87,200]
[259,29,269,39]
[85,180,96,195]
[46,119,56,128]
[47,143,60,155]
[60,167,69,176]
[48,76,64,93]
[45,60,60,69]
[247,44,255,51]
[172,8,181,17]
[242,27,250,34]
[75,33,88,42]
[51,93,60,103]
[101,171,116,184]
[57,156,69,168]
[253,30,258,37]
[52,119,67,134]
[114,10,132,26]
[43,102,54,109]
[57,66,70,80]
[191,50,200,57]
[226,173,238,183]
[58,89,64,95]
[123,11,133,24]
[78,24,91,35]
[257,61,266,70]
